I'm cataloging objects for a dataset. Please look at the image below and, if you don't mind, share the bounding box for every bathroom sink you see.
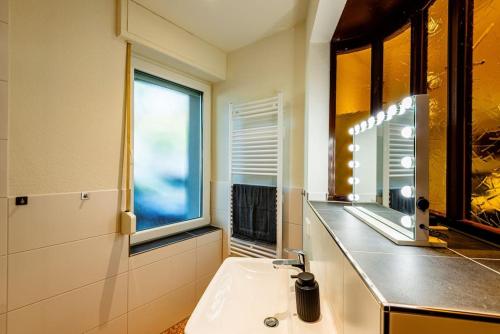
[186,257,336,334]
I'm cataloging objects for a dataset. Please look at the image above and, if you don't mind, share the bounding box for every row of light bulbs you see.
[348,96,414,136]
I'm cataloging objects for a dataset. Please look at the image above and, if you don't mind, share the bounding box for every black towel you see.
[232,184,277,244]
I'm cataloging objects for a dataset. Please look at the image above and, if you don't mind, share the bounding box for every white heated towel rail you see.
[228,93,283,258]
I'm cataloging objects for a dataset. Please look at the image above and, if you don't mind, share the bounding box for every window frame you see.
[130,55,211,245]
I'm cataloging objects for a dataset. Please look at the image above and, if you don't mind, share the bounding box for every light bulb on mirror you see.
[354,124,361,134]
[348,144,360,152]
[400,185,414,198]
[401,126,415,139]
[348,160,360,168]
[388,105,397,118]
[360,121,367,132]
[400,215,414,228]
[347,194,360,201]
[376,111,385,125]
[367,116,375,129]
[348,177,360,185]
[401,96,413,111]
[401,156,414,169]
[348,127,354,135]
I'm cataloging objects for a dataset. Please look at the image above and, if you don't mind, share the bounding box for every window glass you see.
[335,48,371,196]
[428,0,448,214]
[133,70,203,231]
[471,0,500,230]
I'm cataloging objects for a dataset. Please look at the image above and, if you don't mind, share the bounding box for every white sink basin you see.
[186,257,336,334]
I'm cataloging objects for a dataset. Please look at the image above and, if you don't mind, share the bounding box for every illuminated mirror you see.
[344,95,445,247]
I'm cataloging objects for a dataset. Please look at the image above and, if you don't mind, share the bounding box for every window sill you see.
[129,225,221,256]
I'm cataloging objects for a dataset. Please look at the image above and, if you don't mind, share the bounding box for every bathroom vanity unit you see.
[304,200,500,334]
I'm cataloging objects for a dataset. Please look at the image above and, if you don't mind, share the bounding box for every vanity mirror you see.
[344,95,447,247]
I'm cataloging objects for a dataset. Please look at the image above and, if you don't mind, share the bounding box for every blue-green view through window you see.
[133,70,203,231]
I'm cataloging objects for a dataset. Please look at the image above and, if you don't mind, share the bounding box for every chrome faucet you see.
[272,248,306,272]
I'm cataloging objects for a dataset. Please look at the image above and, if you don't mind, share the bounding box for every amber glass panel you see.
[383,26,411,108]
[427,0,448,214]
[335,48,371,196]
[471,0,500,230]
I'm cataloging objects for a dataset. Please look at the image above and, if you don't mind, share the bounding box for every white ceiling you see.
[135,0,309,52]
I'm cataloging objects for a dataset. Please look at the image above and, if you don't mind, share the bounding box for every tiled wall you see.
[0,0,8,332]
[211,181,303,259]
[0,190,222,334]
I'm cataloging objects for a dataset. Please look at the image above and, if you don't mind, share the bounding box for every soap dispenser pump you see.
[291,272,320,322]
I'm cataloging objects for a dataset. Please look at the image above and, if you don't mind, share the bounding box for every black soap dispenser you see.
[291,272,320,322]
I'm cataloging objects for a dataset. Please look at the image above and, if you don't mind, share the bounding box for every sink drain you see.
[263,317,279,328]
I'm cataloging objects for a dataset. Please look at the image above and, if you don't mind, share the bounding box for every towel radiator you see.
[228,93,283,258]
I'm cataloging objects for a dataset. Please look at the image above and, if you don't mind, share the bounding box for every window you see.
[131,57,211,245]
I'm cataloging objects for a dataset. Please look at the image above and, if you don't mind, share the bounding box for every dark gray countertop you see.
[309,201,500,318]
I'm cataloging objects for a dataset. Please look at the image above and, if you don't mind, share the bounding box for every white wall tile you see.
[196,238,222,278]
[128,237,195,270]
[0,22,6,81]
[196,229,221,247]
[85,314,127,334]
[0,140,6,198]
[8,233,128,310]
[128,282,196,334]
[0,256,6,314]
[0,313,5,334]
[128,249,196,310]
[195,271,215,301]
[0,198,6,256]
[210,212,229,258]
[7,273,128,334]
[0,81,6,140]
[284,222,303,257]
[8,190,121,253]
[0,0,7,23]
[284,187,303,225]
[211,181,229,212]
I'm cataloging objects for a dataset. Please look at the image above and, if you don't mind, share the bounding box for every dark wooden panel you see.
[328,44,337,200]
[333,0,433,51]
[370,40,383,114]
[446,0,473,222]
[410,9,429,95]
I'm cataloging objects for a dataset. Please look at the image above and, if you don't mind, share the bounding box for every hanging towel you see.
[232,184,277,244]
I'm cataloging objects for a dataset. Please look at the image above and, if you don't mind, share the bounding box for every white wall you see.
[1,1,222,333]
[117,0,226,82]
[303,0,347,200]
[0,0,8,331]
[211,23,306,257]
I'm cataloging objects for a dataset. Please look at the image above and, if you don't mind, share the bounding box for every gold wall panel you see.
[335,49,371,196]
[428,0,448,214]
[471,0,500,229]
[383,27,411,109]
